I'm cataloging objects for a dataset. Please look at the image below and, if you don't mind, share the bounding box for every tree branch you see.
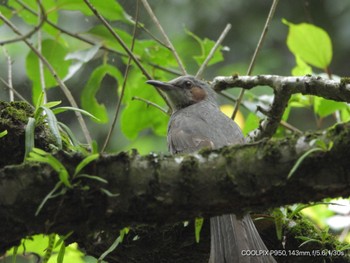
[1,119,350,254]
[213,75,350,140]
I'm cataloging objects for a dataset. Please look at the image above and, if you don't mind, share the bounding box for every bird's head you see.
[146,75,216,112]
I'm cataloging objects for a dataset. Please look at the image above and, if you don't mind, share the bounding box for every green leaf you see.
[186,29,224,66]
[0,130,8,138]
[24,117,36,159]
[56,0,128,22]
[100,188,120,197]
[194,217,204,243]
[43,101,62,109]
[121,70,168,139]
[28,148,71,187]
[58,122,81,148]
[35,181,63,216]
[41,106,62,149]
[287,148,324,179]
[0,6,13,25]
[64,44,101,81]
[313,97,346,118]
[283,19,332,69]
[75,174,108,184]
[26,40,71,104]
[98,228,129,261]
[273,209,284,241]
[8,0,58,26]
[291,55,312,76]
[74,153,99,177]
[57,242,66,263]
[242,113,260,136]
[34,91,45,112]
[53,106,100,122]
[81,64,123,123]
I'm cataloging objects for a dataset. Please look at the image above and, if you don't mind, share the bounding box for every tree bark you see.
[1,121,350,261]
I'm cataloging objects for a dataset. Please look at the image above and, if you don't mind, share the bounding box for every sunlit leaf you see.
[242,113,260,136]
[0,6,13,25]
[283,19,332,69]
[0,130,8,138]
[8,0,58,25]
[56,0,128,22]
[314,97,346,118]
[186,29,224,66]
[195,217,204,243]
[292,55,312,76]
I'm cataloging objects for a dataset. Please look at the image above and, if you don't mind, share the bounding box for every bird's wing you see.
[168,109,244,154]
[168,114,214,154]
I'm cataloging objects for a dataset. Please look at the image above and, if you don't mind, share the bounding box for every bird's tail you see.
[208,214,276,263]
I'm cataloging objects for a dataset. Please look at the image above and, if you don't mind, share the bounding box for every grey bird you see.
[147,75,276,263]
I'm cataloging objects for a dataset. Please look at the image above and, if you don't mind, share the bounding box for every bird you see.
[146,75,276,263]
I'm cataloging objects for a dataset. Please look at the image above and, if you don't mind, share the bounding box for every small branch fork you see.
[212,75,350,140]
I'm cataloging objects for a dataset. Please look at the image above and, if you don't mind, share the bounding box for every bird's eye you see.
[185,81,192,88]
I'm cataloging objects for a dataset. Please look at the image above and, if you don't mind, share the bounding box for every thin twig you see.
[15,0,181,77]
[132,96,168,115]
[81,2,172,108]
[196,24,231,78]
[0,1,46,45]
[37,1,46,103]
[219,91,302,134]
[1,47,14,101]
[83,0,151,79]
[231,0,279,120]
[280,120,302,134]
[0,77,33,106]
[137,23,170,49]
[101,0,140,153]
[0,12,93,145]
[83,0,171,108]
[140,0,187,75]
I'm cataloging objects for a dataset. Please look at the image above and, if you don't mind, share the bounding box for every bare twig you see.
[83,0,171,108]
[0,12,93,145]
[1,47,14,101]
[0,77,32,106]
[14,0,181,77]
[280,120,302,134]
[137,23,170,49]
[140,0,187,75]
[83,0,150,79]
[101,0,140,153]
[231,0,279,120]
[0,0,46,45]
[132,96,169,115]
[196,23,231,78]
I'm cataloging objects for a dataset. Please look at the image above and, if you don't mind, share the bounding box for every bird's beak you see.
[146,80,175,91]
